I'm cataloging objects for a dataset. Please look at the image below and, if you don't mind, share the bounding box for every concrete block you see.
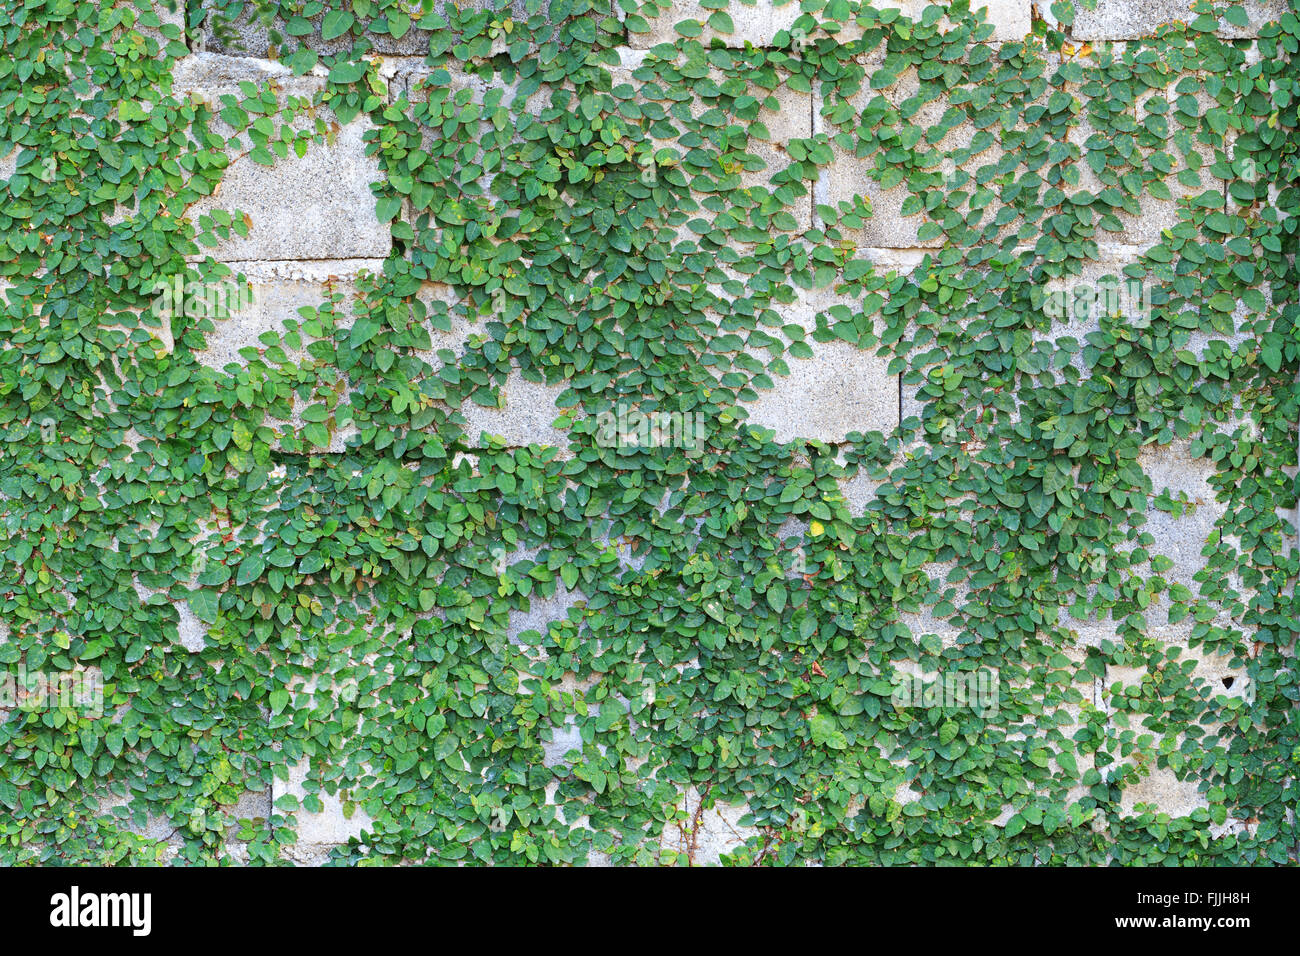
[837,457,887,515]
[1101,630,1251,710]
[508,583,586,645]
[180,259,381,453]
[0,145,17,185]
[1072,0,1285,40]
[274,755,374,846]
[1034,246,1254,381]
[1117,765,1209,817]
[226,787,272,824]
[200,6,426,57]
[542,717,585,768]
[185,259,383,372]
[458,368,572,451]
[139,0,186,46]
[129,572,209,653]
[630,0,802,49]
[817,63,1017,247]
[184,263,570,454]
[1137,440,1223,602]
[1069,78,1223,247]
[397,64,551,211]
[740,287,898,443]
[660,786,759,865]
[174,602,207,653]
[198,0,557,58]
[615,60,813,233]
[176,55,391,261]
[631,0,1027,48]
[874,0,1031,40]
[736,84,813,233]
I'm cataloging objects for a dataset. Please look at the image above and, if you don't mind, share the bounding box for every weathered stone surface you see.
[174,602,207,653]
[733,83,812,232]
[176,55,390,261]
[0,145,18,185]
[820,59,1222,249]
[200,8,425,57]
[838,455,889,515]
[1099,625,1252,821]
[186,263,570,453]
[198,0,560,58]
[740,287,898,443]
[632,0,1028,48]
[542,718,585,768]
[618,60,813,234]
[1072,0,1285,39]
[129,571,210,653]
[184,259,379,452]
[1035,246,1255,387]
[274,655,386,857]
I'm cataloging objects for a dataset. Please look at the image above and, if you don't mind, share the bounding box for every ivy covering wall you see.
[0,0,1297,865]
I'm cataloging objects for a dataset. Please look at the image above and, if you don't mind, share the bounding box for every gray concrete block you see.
[837,456,887,515]
[1069,78,1223,246]
[1072,0,1285,39]
[276,650,379,853]
[542,716,585,768]
[660,786,759,864]
[874,0,1031,40]
[0,145,17,185]
[139,0,186,46]
[630,0,1028,48]
[508,583,586,645]
[1034,246,1254,378]
[1137,439,1223,601]
[740,287,898,443]
[736,84,813,233]
[612,60,813,233]
[817,63,1018,247]
[175,602,207,653]
[198,0,558,58]
[458,367,573,451]
[629,0,802,48]
[200,5,426,57]
[176,55,391,261]
[185,259,382,371]
[180,259,382,453]
[1117,765,1209,817]
[184,261,571,454]
[274,755,373,845]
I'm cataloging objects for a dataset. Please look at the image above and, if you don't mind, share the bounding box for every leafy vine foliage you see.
[0,0,1296,864]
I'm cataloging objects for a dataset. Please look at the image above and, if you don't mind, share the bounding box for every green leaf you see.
[188,591,219,625]
[321,10,355,40]
[236,554,266,586]
[767,583,788,613]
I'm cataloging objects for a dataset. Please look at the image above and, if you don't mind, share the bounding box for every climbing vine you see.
[0,0,1296,865]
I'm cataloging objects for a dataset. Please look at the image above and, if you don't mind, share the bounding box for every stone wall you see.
[17,0,1286,864]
